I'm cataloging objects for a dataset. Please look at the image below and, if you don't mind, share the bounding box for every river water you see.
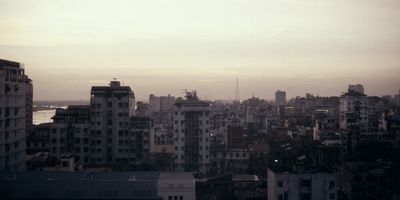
[33,109,56,125]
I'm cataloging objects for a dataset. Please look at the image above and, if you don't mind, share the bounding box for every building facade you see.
[0,59,30,171]
[173,91,211,175]
[268,168,337,200]
[50,106,90,164]
[127,116,152,164]
[275,90,287,106]
[339,89,368,153]
[89,80,135,165]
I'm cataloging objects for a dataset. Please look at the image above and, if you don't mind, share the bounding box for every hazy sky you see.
[1,0,400,101]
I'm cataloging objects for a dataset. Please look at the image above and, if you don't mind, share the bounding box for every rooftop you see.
[0,172,194,200]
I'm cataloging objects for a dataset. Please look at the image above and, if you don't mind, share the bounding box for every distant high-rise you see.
[0,59,31,171]
[149,94,175,114]
[275,90,286,106]
[148,94,175,126]
[90,80,135,165]
[234,78,240,102]
[173,91,211,175]
[348,84,364,94]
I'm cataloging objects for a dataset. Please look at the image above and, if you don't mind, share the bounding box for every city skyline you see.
[1,1,400,199]
[1,0,400,101]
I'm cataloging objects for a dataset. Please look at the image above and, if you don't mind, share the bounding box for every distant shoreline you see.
[33,100,89,112]
[33,106,58,112]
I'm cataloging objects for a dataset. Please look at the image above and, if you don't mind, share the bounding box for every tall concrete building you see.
[25,76,33,135]
[339,88,368,153]
[90,80,135,165]
[0,59,31,171]
[50,105,91,164]
[173,91,211,175]
[275,90,286,106]
[149,94,175,127]
[149,94,175,114]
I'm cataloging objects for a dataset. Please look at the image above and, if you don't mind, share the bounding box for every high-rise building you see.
[339,88,368,153]
[25,76,33,134]
[173,91,211,175]
[275,90,286,106]
[90,80,135,165]
[50,105,90,164]
[0,59,31,171]
[149,94,175,127]
[149,94,175,114]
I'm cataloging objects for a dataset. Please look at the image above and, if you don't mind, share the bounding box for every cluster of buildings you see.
[2,58,400,200]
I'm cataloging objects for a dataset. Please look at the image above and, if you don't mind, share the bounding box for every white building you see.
[268,168,337,200]
[157,172,196,200]
[90,80,135,165]
[0,59,31,171]
[173,91,211,175]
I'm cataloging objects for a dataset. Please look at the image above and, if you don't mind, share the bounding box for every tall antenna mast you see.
[235,78,240,102]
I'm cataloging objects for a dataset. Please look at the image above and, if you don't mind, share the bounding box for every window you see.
[301,193,311,200]
[301,179,311,187]
[284,192,289,200]
[278,181,283,187]
[329,181,335,189]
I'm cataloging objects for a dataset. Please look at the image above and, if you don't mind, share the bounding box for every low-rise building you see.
[0,171,195,200]
[26,123,51,155]
[268,167,337,200]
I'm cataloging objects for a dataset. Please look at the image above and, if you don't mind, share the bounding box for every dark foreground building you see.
[0,171,195,200]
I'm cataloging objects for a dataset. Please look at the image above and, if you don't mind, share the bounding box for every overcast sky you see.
[1,0,400,101]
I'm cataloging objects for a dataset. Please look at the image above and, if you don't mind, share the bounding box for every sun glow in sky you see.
[1,0,400,101]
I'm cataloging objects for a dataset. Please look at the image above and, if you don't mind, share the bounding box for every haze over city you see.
[1,0,400,101]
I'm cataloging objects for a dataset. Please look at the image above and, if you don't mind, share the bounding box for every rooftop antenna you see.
[235,78,240,102]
